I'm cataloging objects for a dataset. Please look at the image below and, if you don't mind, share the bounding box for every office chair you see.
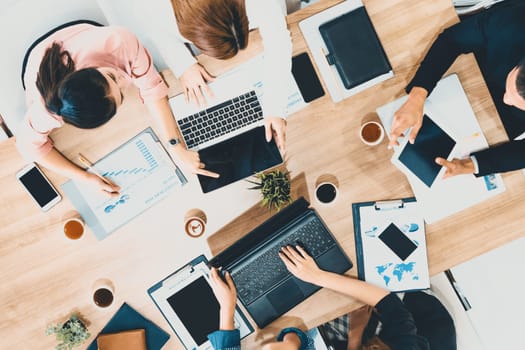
[454,0,504,16]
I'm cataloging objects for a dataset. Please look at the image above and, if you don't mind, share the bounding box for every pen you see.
[78,153,116,187]
[320,47,344,97]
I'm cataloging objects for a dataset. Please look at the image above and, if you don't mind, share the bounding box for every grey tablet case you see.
[319,6,392,89]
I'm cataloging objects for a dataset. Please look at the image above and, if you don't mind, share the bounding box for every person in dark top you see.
[279,245,456,350]
[389,0,525,178]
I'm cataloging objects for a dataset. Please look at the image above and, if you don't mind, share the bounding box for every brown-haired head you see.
[172,0,249,59]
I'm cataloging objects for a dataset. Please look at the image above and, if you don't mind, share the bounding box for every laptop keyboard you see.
[177,90,263,149]
[231,215,336,305]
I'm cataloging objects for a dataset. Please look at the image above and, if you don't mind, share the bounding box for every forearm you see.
[146,97,186,149]
[219,308,235,331]
[407,16,483,95]
[316,271,389,307]
[471,139,525,176]
[37,148,87,180]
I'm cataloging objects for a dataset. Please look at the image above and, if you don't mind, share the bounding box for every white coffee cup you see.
[359,121,385,146]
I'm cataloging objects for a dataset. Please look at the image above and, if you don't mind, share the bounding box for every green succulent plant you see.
[45,314,90,350]
[248,170,292,211]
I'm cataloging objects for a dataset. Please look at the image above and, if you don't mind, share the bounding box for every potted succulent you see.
[46,314,90,350]
[248,170,292,211]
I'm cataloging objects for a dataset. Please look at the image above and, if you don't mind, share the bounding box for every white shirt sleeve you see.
[246,0,292,118]
[141,0,197,78]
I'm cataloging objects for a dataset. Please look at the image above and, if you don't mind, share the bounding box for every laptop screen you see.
[197,126,283,193]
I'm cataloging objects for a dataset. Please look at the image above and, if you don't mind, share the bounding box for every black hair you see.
[57,69,117,128]
[517,56,525,99]
[36,43,117,129]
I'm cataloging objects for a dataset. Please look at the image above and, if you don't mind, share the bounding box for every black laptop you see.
[209,197,353,328]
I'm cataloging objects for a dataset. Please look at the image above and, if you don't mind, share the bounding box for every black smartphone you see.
[378,223,418,261]
[291,52,325,103]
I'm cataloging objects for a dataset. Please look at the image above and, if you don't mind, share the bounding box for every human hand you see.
[388,87,427,148]
[78,172,120,197]
[179,63,215,107]
[264,117,287,153]
[210,268,237,330]
[171,146,219,178]
[279,245,325,285]
[435,157,475,179]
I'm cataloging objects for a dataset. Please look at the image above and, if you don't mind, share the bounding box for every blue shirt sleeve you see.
[207,329,241,350]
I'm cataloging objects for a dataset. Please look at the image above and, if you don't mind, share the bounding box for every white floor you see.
[431,237,525,350]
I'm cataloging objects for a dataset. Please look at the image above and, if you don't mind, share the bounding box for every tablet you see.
[148,255,253,349]
[397,114,456,187]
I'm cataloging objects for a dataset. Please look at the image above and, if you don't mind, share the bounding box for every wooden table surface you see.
[1,0,524,349]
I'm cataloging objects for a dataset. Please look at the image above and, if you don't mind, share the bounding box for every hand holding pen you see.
[78,153,121,196]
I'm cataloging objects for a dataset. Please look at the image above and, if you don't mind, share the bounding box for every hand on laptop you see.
[210,268,237,330]
[265,117,287,153]
[435,157,475,179]
[171,147,219,178]
[388,87,428,148]
[279,245,324,285]
[180,63,215,107]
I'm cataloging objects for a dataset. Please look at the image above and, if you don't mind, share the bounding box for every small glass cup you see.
[62,211,85,240]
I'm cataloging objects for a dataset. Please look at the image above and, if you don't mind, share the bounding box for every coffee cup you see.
[62,211,85,240]
[359,121,385,146]
[92,279,114,308]
[184,209,207,238]
[315,182,338,205]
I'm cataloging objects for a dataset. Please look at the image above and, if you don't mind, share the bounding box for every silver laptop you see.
[169,63,283,193]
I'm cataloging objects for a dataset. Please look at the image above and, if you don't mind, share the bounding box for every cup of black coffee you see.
[315,182,338,205]
[92,279,114,308]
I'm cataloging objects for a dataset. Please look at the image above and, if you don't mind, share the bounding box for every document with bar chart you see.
[63,128,187,239]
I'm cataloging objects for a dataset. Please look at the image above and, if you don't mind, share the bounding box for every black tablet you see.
[398,115,456,187]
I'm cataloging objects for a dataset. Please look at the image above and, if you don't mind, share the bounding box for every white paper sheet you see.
[358,201,429,291]
[72,130,185,234]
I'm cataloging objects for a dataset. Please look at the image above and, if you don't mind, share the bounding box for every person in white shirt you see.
[151,0,292,152]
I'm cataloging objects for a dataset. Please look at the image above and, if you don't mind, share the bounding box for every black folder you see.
[319,6,391,89]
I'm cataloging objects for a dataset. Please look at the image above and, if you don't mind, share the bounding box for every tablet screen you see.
[167,276,220,346]
[398,115,456,187]
[378,223,418,261]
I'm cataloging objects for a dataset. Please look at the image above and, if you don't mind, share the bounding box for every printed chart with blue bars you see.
[72,129,186,235]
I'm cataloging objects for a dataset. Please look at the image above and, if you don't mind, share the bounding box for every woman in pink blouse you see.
[18,22,218,196]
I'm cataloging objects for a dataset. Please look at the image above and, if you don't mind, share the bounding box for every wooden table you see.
[1,0,524,349]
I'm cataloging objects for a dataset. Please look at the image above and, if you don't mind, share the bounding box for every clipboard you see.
[148,255,253,350]
[352,198,430,292]
[62,127,187,240]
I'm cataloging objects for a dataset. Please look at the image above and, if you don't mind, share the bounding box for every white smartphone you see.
[16,163,62,211]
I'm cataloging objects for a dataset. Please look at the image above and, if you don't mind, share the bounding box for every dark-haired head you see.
[517,57,525,100]
[172,0,249,60]
[36,43,117,129]
[503,56,525,111]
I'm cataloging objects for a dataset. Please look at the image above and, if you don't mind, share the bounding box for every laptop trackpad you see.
[267,278,304,311]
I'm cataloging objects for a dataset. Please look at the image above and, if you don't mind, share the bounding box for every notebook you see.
[86,303,169,350]
[209,197,353,328]
[96,329,146,350]
[318,6,392,90]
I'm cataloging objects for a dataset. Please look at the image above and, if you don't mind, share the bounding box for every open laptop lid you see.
[209,197,310,269]
[148,255,253,349]
[197,126,283,193]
